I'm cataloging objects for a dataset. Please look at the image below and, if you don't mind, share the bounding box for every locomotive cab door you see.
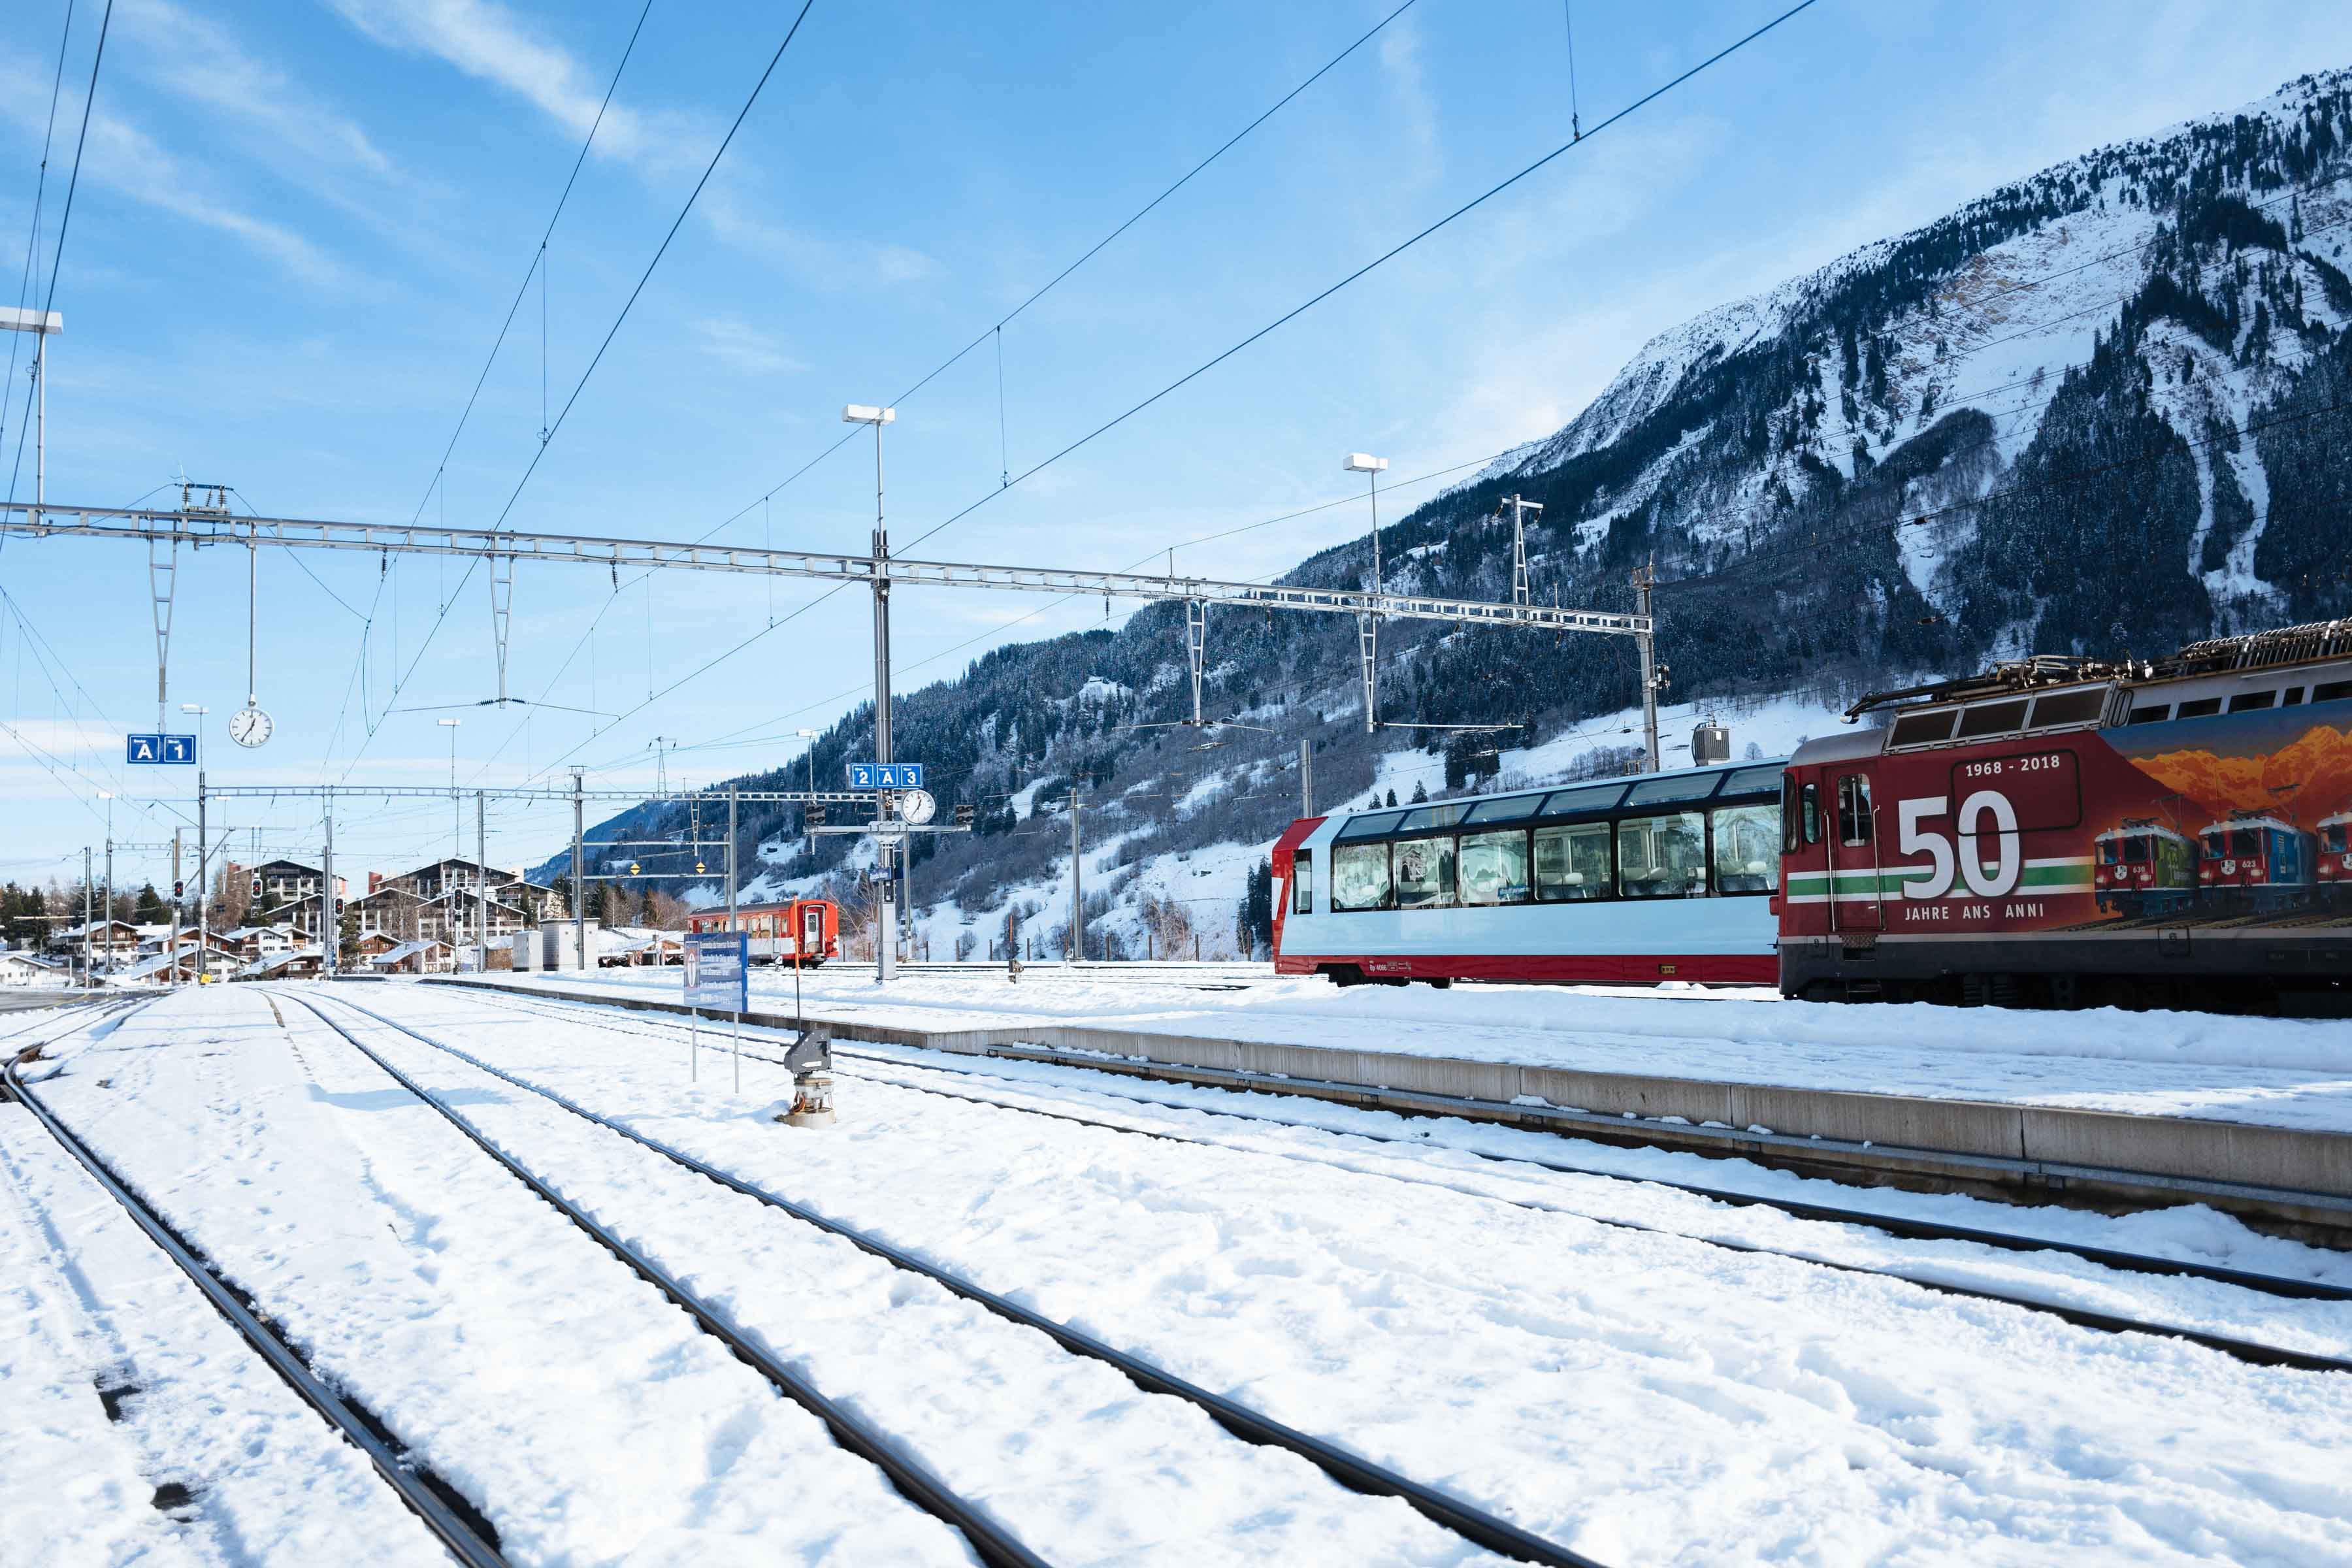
[1829,772,1884,932]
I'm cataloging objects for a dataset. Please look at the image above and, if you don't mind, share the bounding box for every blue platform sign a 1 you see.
[848,762,923,791]
[125,733,197,765]
[683,931,747,1011]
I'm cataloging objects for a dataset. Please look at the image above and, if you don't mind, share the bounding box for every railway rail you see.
[301,986,1609,1568]
[447,985,2352,1374]
[278,992,1054,1568]
[1,1002,511,1568]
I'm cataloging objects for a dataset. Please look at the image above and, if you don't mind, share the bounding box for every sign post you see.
[685,931,749,1090]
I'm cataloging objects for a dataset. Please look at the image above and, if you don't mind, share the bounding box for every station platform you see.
[424,969,2352,1238]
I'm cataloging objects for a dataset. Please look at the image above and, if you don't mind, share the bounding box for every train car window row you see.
[1328,796,1782,911]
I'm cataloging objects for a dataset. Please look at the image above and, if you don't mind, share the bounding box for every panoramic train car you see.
[1271,757,1785,987]
[685,898,838,966]
[1780,621,2352,1009]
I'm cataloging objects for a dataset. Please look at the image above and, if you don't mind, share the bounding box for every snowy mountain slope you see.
[546,67,2352,953]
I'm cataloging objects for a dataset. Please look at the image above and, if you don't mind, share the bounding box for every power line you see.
[897,0,1821,558]
[333,1,817,785]
[5,0,110,515]
[1,0,74,490]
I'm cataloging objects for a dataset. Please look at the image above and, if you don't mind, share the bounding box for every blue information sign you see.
[847,762,923,791]
[683,931,748,1011]
[125,733,197,765]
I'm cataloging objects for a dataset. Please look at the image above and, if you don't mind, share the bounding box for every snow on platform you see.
[484,964,2352,1135]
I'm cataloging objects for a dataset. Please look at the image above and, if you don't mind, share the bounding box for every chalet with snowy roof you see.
[242,860,348,911]
[0,951,65,986]
[218,925,300,963]
[367,938,452,975]
[244,947,324,980]
[49,919,140,962]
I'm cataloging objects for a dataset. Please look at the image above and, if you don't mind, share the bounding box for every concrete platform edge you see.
[422,975,2352,1220]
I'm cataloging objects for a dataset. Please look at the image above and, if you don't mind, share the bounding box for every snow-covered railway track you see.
[456,986,2352,1375]
[279,992,1054,1568]
[301,987,1606,1568]
[3,1011,510,1568]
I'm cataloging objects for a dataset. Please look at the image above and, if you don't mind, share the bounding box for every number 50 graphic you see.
[1897,792,2023,898]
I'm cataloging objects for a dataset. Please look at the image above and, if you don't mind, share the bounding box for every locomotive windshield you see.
[2328,822,2349,853]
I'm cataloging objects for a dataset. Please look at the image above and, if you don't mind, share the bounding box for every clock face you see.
[898,788,936,826]
[230,706,273,747]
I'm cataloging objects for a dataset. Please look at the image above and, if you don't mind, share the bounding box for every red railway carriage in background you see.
[1780,622,2352,1011]
[2321,806,2352,906]
[686,898,837,966]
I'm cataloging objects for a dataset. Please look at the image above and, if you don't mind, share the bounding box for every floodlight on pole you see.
[0,307,60,514]
[1345,453,1389,734]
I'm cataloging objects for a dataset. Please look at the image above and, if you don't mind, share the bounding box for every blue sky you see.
[5,0,2350,892]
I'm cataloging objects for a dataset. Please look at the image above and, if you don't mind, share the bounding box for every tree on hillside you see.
[132,883,166,924]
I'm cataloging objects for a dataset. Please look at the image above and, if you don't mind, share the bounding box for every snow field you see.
[380,984,2352,1565]
[0,1100,444,1568]
[484,965,2352,1134]
[816,1047,2352,1364]
[306,990,1514,1567]
[29,988,974,1567]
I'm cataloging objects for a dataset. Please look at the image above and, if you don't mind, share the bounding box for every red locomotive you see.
[686,898,838,966]
[1779,622,2352,1011]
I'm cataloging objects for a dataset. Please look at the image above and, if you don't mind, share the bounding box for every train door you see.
[799,902,825,955]
[1829,771,1883,932]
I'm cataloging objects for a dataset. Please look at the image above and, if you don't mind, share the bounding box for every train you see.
[684,898,839,966]
[1273,621,2352,1011]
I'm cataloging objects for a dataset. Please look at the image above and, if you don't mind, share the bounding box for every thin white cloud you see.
[698,188,943,292]
[687,315,802,377]
[0,59,345,286]
[122,0,400,183]
[321,0,680,168]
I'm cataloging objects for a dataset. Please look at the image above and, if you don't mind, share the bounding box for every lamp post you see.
[1345,453,1389,732]
[440,718,463,952]
[0,308,60,515]
[95,792,114,977]
[180,703,209,981]
[842,402,898,985]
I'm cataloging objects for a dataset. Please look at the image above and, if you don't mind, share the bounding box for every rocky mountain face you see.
[542,69,2352,939]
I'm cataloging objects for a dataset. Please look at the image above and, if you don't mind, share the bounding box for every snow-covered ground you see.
[478,964,2352,1134]
[11,984,2352,1563]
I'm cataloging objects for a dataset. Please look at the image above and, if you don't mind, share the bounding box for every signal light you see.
[954,802,974,826]
[808,804,828,828]
[173,880,184,899]
[250,874,263,898]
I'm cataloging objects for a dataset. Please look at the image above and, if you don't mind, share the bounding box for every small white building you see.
[0,951,67,987]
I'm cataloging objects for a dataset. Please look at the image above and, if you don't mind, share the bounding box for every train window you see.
[1625,774,1720,806]
[2324,821,2349,853]
[1330,843,1393,911]
[1889,708,1959,747]
[1459,830,1532,904]
[2315,679,2352,703]
[2283,687,2306,706]
[1837,775,1874,846]
[1463,793,1544,823]
[1533,823,1611,900]
[1720,764,1783,796]
[1292,850,1313,915]
[2174,696,2223,718]
[2027,688,2106,728]
[1955,698,2029,739]
[2229,691,2278,713]
[2127,704,2172,724]
[1335,811,1407,840]
[1399,804,1469,832]
[1390,836,1456,908]
[1712,802,1781,893]
[1617,813,1707,898]
[1782,777,1801,853]
[1539,783,1626,819]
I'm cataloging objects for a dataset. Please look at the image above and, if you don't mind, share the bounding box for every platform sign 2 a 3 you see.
[683,932,747,1011]
[848,762,923,790]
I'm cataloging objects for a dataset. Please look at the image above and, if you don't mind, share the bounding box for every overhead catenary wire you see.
[0,0,76,497]
[332,1,817,785]
[466,0,1435,790]
[896,0,1821,559]
[4,0,111,520]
